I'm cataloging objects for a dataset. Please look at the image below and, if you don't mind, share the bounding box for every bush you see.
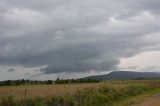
[0,96,19,106]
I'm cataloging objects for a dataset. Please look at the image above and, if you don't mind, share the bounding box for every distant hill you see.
[84,71,160,80]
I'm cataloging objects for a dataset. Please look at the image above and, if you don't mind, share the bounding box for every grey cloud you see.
[0,0,160,75]
[24,73,31,76]
[7,68,15,72]
[142,66,160,71]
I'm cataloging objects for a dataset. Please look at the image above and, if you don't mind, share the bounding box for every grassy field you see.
[0,83,104,99]
[0,80,160,106]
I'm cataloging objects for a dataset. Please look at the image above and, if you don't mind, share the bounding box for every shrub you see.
[0,96,19,106]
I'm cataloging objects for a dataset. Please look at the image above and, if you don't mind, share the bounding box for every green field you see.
[0,80,160,106]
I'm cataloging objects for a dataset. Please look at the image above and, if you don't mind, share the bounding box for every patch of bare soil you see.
[132,94,160,106]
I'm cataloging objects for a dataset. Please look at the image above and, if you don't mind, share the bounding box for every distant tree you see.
[46,80,53,84]
[5,80,12,86]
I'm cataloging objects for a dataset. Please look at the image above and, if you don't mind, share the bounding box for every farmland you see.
[0,80,160,106]
[0,83,103,99]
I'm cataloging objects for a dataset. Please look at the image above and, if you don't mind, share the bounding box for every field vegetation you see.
[0,80,160,106]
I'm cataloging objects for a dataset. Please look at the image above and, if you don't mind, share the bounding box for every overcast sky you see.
[0,0,160,80]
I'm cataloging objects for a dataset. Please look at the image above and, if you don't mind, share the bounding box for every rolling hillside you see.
[84,71,160,80]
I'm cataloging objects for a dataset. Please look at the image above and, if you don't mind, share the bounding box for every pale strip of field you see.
[0,83,105,99]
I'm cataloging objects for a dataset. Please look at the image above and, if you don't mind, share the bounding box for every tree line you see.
[0,78,99,86]
[54,78,99,84]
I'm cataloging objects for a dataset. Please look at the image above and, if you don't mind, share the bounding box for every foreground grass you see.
[114,88,160,106]
[0,80,160,106]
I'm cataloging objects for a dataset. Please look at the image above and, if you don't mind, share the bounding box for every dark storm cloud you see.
[0,0,160,74]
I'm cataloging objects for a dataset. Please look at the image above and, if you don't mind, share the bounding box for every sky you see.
[0,0,160,80]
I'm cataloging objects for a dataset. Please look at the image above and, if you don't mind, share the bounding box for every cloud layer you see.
[0,0,160,76]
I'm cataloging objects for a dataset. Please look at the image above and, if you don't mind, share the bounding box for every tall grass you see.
[0,81,159,106]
